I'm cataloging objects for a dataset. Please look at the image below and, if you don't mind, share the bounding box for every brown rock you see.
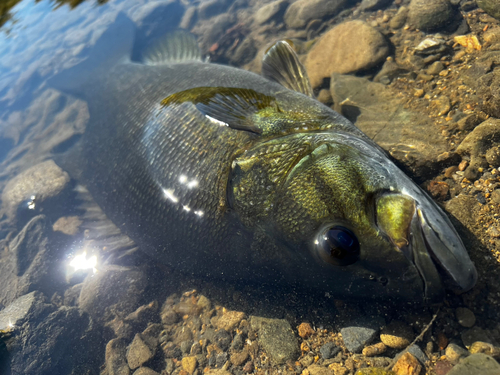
[127,334,154,370]
[469,341,500,358]
[284,0,347,29]
[392,352,422,375]
[217,310,245,331]
[427,181,449,201]
[230,350,249,366]
[362,342,387,357]
[305,21,389,88]
[380,321,414,350]
[181,356,197,374]
[133,368,160,375]
[298,323,314,338]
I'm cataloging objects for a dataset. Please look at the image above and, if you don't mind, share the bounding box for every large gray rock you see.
[341,326,378,353]
[330,73,454,179]
[477,0,500,20]
[448,353,500,375]
[0,215,63,308]
[0,160,70,224]
[9,306,102,375]
[305,21,389,88]
[250,316,299,365]
[284,0,348,29]
[0,292,50,331]
[408,0,456,31]
[79,265,148,323]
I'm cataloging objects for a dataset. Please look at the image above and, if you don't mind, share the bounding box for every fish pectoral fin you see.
[162,87,280,134]
[262,40,314,98]
[142,30,203,65]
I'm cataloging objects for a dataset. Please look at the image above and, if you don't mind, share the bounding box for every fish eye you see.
[317,226,360,266]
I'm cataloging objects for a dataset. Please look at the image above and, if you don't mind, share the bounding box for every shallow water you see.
[1,0,500,374]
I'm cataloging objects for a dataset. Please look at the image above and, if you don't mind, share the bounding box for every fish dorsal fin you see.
[142,30,202,65]
[262,40,314,98]
[162,87,280,134]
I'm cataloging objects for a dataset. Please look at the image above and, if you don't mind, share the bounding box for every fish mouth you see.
[407,206,478,302]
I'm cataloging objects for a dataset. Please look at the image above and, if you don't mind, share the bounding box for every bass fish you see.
[50,14,477,303]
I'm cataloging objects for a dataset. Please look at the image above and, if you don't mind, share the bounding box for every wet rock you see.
[456,308,476,328]
[250,316,299,365]
[362,342,387,357]
[79,265,148,323]
[133,368,160,375]
[320,342,341,359]
[198,0,228,20]
[125,301,159,331]
[231,333,244,351]
[213,329,232,351]
[298,322,314,338]
[0,160,70,224]
[330,73,451,178]
[445,343,470,363]
[305,21,389,88]
[415,36,446,55]
[217,310,245,331]
[195,13,235,50]
[317,89,333,105]
[435,359,454,375]
[284,0,348,29]
[0,215,63,308]
[182,356,197,374]
[461,327,499,348]
[341,325,378,353]
[206,370,232,375]
[10,305,101,375]
[306,364,334,375]
[230,349,249,366]
[469,342,500,357]
[429,96,451,117]
[486,146,500,167]
[448,353,500,374]
[380,321,414,350]
[427,181,450,201]
[0,292,49,331]
[457,119,500,172]
[127,333,155,370]
[374,59,408,84]
[392,352,421,375]
[253,0,287,25]
[408,0,456,31]
[230,38,257,66]
[180,6,197,30]
[477,0,500,20]
[390,6,408,29]
[407,344,428,365]
[356,368,395,375]
[360,0,392,11]
[105,338,130,375]
[427,61,445,75]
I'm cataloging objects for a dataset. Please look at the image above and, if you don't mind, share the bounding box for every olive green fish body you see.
[51,16,477,302]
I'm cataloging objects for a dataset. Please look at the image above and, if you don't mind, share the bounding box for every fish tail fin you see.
[47,12,136,98]
[141,29,203,65]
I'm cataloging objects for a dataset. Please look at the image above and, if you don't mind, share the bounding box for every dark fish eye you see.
[318,226,360,266]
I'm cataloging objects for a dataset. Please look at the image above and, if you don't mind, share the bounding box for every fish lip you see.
[410,207,477,301]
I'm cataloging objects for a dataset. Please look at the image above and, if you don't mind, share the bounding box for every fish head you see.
[230,130,477,302]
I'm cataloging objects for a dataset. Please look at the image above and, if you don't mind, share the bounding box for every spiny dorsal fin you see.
[142,30,202,65]
[162,87,281,134]
[262,40,314,98]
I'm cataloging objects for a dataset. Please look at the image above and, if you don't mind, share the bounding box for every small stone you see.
[253,0,287,25]
[427,61,445,75]
[250,316,299,365]
[461,327,499,348]
[317,89,333,106]
[469,341,500,358]
[448,353,500,374]
[380,321,414,350]
[243,361,254,373]
[427,180,449,201]
[217,310,245,331]
[456,308,476,328]
[434,359,453,375]
[306,364,335,375]
[408,0,455,31]
[320,342,341,359]
[390,6,408,29]
[444,166,458,178]
[445,343,470,363]
[407,344,428,365]
[197,295,211,310]
[105,338,130,375]
[298,323,315,338]
[341,326,378,353]
[429,96,451,117]
[491,189,500,204]
[463,166,479,181]
[458,160,469,171]
[182,356,197,374]
[230,350,249,366]
[284,0,346,29]
[213,329,232,351]
[231,333,244,351]
[52,216,82,235]
[414,89,424,97]
[355,368,395,375]
[127,334,154,370]
[133,368,160,375]
[363,342,387,357]
[392,352,422,375]
[486,146,500,167]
